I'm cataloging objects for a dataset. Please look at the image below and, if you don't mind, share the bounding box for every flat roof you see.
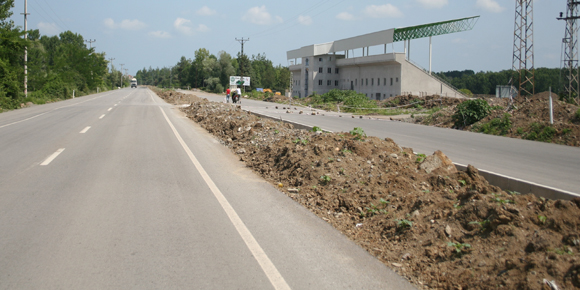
[287,16,479,60]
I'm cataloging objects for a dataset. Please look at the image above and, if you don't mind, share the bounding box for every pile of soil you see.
[153,88,580,289]
[415,92,580,147]
[380,95,464,109]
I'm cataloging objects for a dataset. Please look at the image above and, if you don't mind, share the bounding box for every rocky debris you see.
[153,88,580,290]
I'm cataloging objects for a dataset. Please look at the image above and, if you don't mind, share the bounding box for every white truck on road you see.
[131,78,137,88]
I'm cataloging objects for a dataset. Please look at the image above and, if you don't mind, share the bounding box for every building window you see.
[366,78,368,86]
[390,78,393,86]
[305,58,309,67]
[335,80,339,86]
[396,77,399,82]
[319,57,322,62]
[328,68,332,73]
[355,79,357,86]
[318,80,323,86]
[371,78,374,86]
[335,68,339,74]
[377,78,380,86]
[327,80,331,86]
[319,67,323,73]
[329,57,332,61]
[384,78,387,86]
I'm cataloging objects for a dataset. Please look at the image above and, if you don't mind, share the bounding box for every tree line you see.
[435,68,563,96]
[136,49,291,93]
[0,0,114,111]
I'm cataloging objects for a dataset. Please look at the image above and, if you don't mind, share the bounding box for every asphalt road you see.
[184,90,580,195]
[0,88,415,289]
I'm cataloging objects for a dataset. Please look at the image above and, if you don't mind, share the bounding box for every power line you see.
[37,0,70,31]
[29,0,66,32]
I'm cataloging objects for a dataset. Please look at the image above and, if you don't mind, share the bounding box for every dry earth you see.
[155,89,580,290]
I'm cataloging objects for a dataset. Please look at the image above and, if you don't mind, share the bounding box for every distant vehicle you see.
[131,78,137,88]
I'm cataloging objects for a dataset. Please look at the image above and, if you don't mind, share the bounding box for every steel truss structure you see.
[511,0,535,97]
[393,16,479,42]
[558,0,580,103]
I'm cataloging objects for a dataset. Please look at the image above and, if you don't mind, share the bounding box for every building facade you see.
[287,17,479,100]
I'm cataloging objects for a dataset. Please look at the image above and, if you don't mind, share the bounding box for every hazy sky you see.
[9,0,565,75]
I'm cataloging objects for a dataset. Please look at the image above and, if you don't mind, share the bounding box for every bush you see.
[576,108,580,120]
[475,113,512,136]
[213,84,224,94]
[459,89,473,97]
[452,99,491,127]
[523,122,556,142]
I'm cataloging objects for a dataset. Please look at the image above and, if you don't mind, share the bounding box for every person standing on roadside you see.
[235,87,242,103]
[226,87,231,103]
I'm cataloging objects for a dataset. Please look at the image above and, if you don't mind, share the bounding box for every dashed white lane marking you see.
[40,148,65,166]
[108,108,112,111]
[157,104,291,290]
[0,93,113,129]
[80,126,91,134]
[114,104,118,107]
[99,114,105,119]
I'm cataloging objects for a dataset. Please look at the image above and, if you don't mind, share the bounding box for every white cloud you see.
[476,0,505,13]
[174,17,194,35]
[298,15,312,25]
[416,0,448,9]
[336,12,354,21]
[243,6,282,25]
[197,24,209,33]
[37,22,59,35]
[149,31,171,38]
[363,4,403,18]
[196,6,216,16]
[103,18,146,30]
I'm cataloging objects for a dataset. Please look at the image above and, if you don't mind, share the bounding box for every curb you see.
[248,110,579,201]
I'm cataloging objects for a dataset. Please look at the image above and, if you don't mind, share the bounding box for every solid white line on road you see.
[158,106,291,290]
[40,148,65,166]
[108,108,112,111]
[80,126,91,134]
[99,114,105,119]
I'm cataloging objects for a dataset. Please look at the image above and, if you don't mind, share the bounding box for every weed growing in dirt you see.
[538,215,547,224]
[349,127,367,140]
[492,193,515,204]
[395,219,413,230]
[274,130,279,134]
[293,138,309,145]
[563,128,572,134]
[448,242,472,255]
[551,247,574,255]
[469,220,490,231]
[452,99,492,127]
[458,180,466,186]
[415,153,426,163]
[312,126,322,132]
[507,190,521,195]
[320,175,332,184]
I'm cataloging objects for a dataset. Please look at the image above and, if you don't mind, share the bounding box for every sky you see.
[9,0,566,76]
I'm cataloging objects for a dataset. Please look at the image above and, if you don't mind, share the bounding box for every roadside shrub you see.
[523,122,556,142]
[459,89,473,97]
[213,84,224,94]
[452,99,492,127]
[475,113,512,136]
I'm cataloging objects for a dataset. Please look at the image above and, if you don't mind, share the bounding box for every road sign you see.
[229,76,251,86]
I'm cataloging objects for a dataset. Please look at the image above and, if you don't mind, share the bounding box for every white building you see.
[287,16,479,100]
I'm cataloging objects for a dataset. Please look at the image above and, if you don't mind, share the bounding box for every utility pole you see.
[108,57,115,90]
[510,0,535,97]
[85,39,96,49]
[119,64,124,88]
[22,0,30,98]
[558,0,580,104]
[236,37,249,91]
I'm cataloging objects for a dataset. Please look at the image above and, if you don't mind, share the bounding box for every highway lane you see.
[184,90,580,195]
[0,88,414,289]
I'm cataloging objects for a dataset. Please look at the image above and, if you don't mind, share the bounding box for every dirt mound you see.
[417,92,580,147]
[263,94,289,103]
[380,94,463,109]
[155,88,580,290]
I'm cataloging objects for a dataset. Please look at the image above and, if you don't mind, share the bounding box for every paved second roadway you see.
[0,88,414,289]
[185,90,580,196]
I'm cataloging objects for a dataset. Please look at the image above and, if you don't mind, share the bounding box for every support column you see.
[429,36,432,75]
